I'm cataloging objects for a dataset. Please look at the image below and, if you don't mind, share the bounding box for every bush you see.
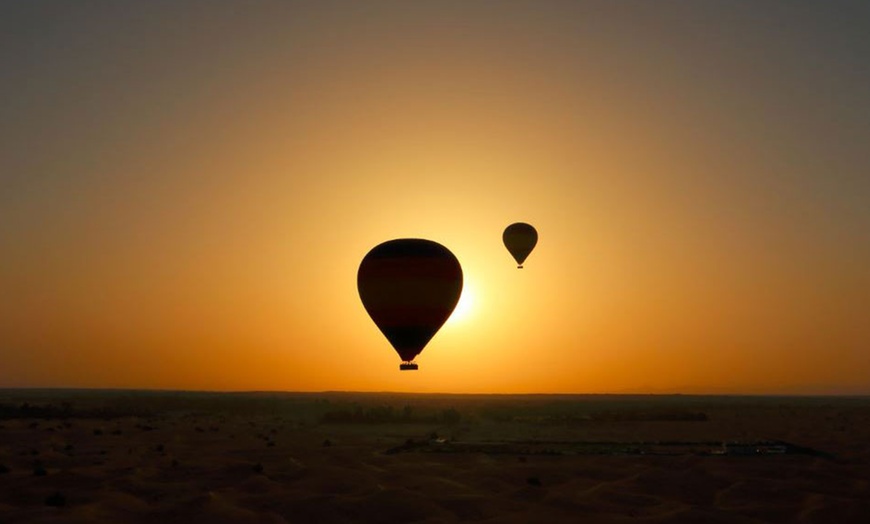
[45,491,66,507]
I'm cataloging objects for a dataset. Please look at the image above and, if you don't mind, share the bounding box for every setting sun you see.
[449,281,476,325]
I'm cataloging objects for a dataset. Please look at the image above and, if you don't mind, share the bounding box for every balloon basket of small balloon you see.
[399,362,419,371]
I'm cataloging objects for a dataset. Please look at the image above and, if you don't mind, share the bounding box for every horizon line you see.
[1,386,869,398]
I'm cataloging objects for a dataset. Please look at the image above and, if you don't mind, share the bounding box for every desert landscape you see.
[1,390,869,523]
[4,2,869,522]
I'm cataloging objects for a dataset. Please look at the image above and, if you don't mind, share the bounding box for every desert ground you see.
[1,390,869,523]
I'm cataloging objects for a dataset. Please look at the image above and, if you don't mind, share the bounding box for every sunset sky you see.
[2,1,868,394]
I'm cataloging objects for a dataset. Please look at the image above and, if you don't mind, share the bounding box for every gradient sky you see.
[2,1,868,394]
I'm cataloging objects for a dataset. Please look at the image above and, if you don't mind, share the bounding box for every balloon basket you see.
[400,362,419,371]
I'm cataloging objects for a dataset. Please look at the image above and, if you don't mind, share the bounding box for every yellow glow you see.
[448,279,476,325]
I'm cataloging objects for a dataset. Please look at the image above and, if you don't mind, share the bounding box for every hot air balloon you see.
[357,239,463,370]
[503,222,537,269]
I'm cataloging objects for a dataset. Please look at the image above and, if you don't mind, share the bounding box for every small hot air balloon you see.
[503,222,537,269]
[357,239,463,370]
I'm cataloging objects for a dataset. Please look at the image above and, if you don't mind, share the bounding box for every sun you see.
[449,280,476,324]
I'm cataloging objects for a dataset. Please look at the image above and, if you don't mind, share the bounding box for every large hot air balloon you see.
[357,239,463,370]
[503,222,538,269]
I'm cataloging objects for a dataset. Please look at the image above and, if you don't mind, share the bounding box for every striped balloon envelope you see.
[357,239,463,370]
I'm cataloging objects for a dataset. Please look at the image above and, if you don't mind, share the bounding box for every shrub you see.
[45,491,66,507]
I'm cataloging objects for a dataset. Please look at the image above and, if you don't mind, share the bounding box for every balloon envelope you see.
[357,239,463,368]
[503,222,538,268]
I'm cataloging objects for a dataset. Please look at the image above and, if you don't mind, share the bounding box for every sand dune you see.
[1,392,869,522]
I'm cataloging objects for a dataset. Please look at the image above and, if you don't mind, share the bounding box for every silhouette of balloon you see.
[503,222,538,269]
[357,239,463,371]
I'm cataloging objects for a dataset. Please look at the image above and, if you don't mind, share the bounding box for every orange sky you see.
[1,2,868,393]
